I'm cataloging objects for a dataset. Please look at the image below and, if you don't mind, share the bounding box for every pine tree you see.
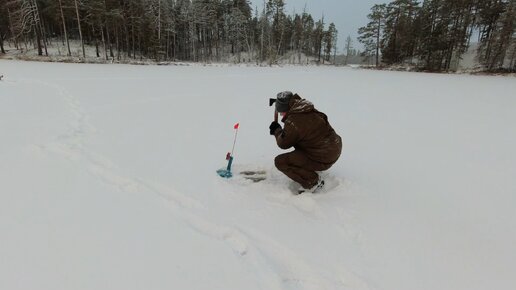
[322,23,337,62]
[266,0,286,63]
[313,17,324,63]
[358,4,386,67]
[382,0,420,65]
[413,0,476,71]
[301,12,314,58]
[477,0,516,70]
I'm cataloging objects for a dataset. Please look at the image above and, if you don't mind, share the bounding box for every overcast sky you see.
[249,0,390,52]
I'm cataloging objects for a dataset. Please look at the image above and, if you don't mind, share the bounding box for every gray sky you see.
[249,0,390,52]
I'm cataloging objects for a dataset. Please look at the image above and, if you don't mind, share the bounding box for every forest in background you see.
[1,0,515,72]
[0,0,338,65]
[358,0,516,72]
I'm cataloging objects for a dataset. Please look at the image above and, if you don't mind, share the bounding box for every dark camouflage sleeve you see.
[274,118,301,149]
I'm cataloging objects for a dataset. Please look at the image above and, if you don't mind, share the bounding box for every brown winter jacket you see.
[274,95,342,164]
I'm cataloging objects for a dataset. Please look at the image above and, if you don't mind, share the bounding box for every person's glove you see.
[269,121,281,135]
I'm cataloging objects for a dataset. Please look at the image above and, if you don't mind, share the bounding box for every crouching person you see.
[269,91,342,194]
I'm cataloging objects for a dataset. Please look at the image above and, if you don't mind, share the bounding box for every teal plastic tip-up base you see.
[217,169,233,178]
[217,156,234,178]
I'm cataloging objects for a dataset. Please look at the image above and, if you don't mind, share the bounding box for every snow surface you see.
[1,60,515,290]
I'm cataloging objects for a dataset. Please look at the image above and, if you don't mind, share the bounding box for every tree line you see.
[0,0,338,64]
[358,0,516,72]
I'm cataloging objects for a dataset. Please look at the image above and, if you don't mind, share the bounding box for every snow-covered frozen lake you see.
[1,60,515,290]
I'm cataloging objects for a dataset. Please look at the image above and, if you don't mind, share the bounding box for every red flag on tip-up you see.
[234,123,240,129]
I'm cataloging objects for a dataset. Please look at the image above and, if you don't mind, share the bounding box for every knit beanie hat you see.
[275,91,293,113]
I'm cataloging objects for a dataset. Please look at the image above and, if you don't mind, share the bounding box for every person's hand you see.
[269,121,281,135]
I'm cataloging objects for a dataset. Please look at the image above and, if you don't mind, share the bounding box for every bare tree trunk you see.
[100,25,107,60]
[173,33,176,60]
[92,25,100,57]
[131,22,135,59]
[58,0,71,56]
[213,24,218,61]
[376,18,381,67]
[34,23,43,56]
[190,20,195,61]
[260,20,264,62]
[510,43,516,70]
[244,30,253,63]
[115,25,120,60]
[27,0,43,56]
[6,8,18,49]
[103,0,113,58]
[108,26,114,58]
[0,35,5,54]
[138,31,142,60]
[158,0,161,41]
[124,22,130,59]
[33,0,48,56]
[74,0,86,58]
[276,23,285,61]
[204,27,208,63]
[166,28,170,60]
